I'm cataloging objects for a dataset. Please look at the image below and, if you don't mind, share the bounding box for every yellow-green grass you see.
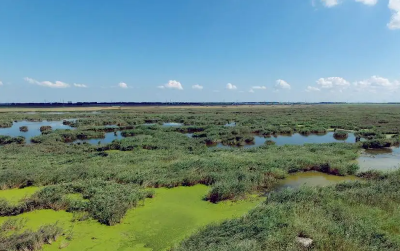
[0,186,40,204]
[0,185,262,251]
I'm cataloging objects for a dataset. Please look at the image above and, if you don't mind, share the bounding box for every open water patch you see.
[0,120,75,143]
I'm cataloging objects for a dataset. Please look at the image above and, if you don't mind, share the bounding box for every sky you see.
[0,0,399,103]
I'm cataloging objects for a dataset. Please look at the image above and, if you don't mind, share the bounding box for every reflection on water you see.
[0,120,74,143]
[163,122,183,127]
[73,131,123,145]
[358,147,400,172]
[268,132,356,146]
[210,132,356,149]
[275,172,359,192]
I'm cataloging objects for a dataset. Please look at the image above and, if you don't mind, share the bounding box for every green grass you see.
[0,185,262,251]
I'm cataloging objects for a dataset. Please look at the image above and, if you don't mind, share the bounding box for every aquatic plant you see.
[19,126,28,132]
[40,125,52,133]
[333,131,348,139]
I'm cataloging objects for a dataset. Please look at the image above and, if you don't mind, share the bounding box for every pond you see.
[73,131,124,145]
[209,132,357,149]
[0,120,75,143]
[274,172,359,192]
[267,132,356,146]
[358,147,400,172]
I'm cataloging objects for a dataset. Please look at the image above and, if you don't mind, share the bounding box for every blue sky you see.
[0,0,399,103]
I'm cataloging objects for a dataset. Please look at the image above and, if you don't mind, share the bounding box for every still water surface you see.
[357,147,400,172]
[73,131,123,145]
[0,120,74,143]
[210,132,357,149]
[274,172,360,192]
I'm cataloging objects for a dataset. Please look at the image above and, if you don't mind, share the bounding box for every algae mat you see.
[0,185,262,251]
[0,186,39,204]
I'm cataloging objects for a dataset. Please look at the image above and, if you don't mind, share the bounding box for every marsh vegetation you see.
[0,105,399,250]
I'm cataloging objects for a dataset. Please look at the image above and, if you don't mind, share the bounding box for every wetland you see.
[1,105,400,251]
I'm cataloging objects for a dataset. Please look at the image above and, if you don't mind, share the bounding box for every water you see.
[274,172,359,192]
[211,132,356,149]
[185,133,193,138]
[162,122,183,127]
[225,122,236,127]
[358,147,400,172]
[73,131,123,145]
[0,120,74,143]
[267,132,356,146]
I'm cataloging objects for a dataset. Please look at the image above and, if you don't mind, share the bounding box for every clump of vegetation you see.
[361,139,396,149]
[265,140,276,145]
[0,120,13,128]
[0,181,154,226]
[0,135,25,145]
[40,125,52,133]
[19,126,28,132]
[0,221,63,251]
[333,131,349,139]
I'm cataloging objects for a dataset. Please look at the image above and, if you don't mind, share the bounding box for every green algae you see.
[0,186,39,205]
[0,185,262,251]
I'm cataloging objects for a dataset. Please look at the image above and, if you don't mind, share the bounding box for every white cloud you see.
[192,84,203,90]
[159,80,183,90]
[388,0,400,29]
[24,77,70,88]
[355,0,378,5]
[321,0,377,7]
[306,86,321,92]
[251,86,267,90]
[316,77,350,89]
[118,82,128,89]
[249,89,255,93]
[275,79,291,90]
[74,83,87,88]
[226,83,237,90]
[0,81,3,86]
[354,75,400,92]
[321,0,340,7]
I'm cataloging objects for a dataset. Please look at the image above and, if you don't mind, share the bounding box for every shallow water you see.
[73,131,123,145]
[225,122,236,127]
[267,132,356,146]
[275,172,359,192]
[162,122,183,127]
[211,132,357,149]
[358,147,400,172]
[0,120,74,143]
